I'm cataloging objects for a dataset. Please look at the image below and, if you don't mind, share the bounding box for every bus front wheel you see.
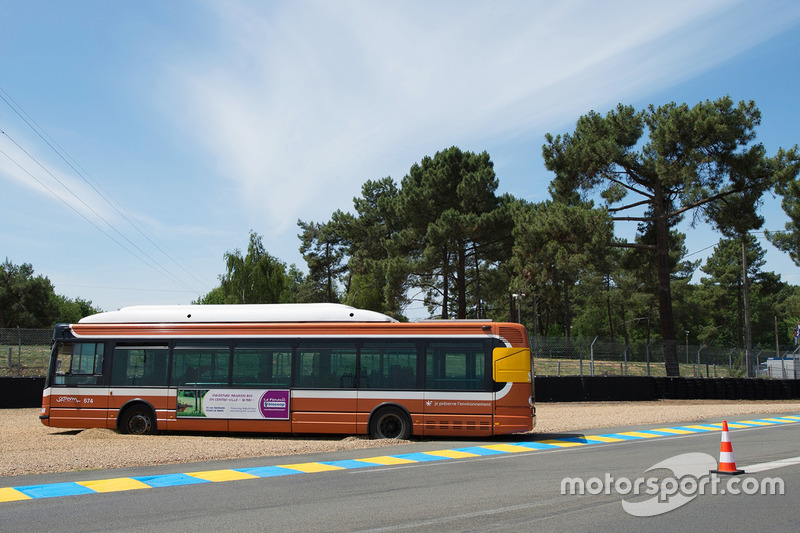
[370,406,411,439]
[120,405,156,435]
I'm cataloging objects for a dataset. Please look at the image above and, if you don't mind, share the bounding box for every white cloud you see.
[159,0,800,234]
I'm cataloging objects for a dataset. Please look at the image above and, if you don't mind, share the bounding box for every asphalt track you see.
[2,413,800,532]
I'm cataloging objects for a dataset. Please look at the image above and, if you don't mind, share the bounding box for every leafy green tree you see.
[766,149,800,264]
[335,177,409,317]
[298,219,347,303]
[0,259,98,327]
[542,96,792,376]
[396,147,512,319]
[196,231,296,304]
[512,197,612,344]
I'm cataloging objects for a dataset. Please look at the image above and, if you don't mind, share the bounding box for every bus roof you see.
[78,303,398,324]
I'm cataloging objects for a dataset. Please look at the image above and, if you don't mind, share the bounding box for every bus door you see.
[46,341,109,429]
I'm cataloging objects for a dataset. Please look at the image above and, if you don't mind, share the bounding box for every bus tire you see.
[370,406,411,439]
[120,405,156,435]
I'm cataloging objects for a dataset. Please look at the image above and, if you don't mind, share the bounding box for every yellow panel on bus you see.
[492,347,532,383]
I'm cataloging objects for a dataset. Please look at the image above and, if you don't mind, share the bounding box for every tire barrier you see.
[0,377,45,408]
[534,376,800,402]
[2,376,799,408]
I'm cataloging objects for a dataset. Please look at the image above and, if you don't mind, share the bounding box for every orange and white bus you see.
[40,303,535,439]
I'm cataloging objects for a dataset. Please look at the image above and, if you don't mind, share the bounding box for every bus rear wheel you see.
[120,405,156,435]
[370,406,411,439]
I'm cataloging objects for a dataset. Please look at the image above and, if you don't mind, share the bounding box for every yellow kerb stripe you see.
[357,456,418,465]
[77,477,151,493]
[739,420,771,426]
[584,435,624,443]
[618,431,662,438]
[481,444,537,453]
[537,439,586,447]
[653,428,693,434]
[187,469,259,482]
[684,425,720,431]
[763,418,793,423]
[0,488,31,502]
[278,462,345,473]
[424,450,480,459]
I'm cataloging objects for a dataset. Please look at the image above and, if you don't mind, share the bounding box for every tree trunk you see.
[653,185,680,376]
[440,248,449,319]
[456,244,467,319]
[742,237,754,377]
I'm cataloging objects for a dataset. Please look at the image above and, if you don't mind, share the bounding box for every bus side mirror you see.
[492,347,531,383]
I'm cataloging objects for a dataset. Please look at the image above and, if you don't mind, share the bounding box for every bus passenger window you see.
[425,341,487,390]
[233,343,291,387]
[172,343,230,387]
[111,345,168,386]
[360,342,418,389]
[296,342,356,389]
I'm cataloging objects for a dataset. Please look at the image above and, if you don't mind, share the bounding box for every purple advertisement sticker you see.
[259,390,290,420]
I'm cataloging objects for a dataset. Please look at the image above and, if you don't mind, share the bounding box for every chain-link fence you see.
[4,328,799,380]
[1,328,52,377]
[532,336,800,379]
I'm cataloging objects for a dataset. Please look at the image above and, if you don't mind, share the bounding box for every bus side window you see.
[425,341,487,390]
[56,343,105,386]
[172,343,230,387]
[360,342,418,389]
[232,343,291,387]
[297,342,356,389]
[111,345,169,387]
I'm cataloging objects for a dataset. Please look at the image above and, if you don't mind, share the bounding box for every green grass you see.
[533,357,739,378]
[1,345,50,377]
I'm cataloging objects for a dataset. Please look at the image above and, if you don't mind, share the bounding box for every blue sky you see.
[1,0,799,317]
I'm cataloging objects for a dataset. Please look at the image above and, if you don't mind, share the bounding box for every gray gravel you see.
[2,400,798,478]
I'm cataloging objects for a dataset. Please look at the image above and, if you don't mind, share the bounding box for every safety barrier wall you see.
[1,377,45,408]
[534,376,800,402]
[2,376,800,408]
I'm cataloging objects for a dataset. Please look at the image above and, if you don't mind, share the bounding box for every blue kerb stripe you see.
[599,433,645,441]
[6,415,798,503]
[453,446,508,456]
[394,452,448,463]
[15,482,96,499]
[133,474,210,488]
[553,436,600,445]
[237,466,302,477]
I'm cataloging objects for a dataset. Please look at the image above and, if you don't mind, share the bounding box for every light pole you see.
[685,330,689,364]
[512,293,525,324]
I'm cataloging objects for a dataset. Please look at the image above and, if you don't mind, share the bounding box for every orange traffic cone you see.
[711,421,744,475]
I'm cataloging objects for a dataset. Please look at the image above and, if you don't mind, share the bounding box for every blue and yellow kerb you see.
[2,415,798,503]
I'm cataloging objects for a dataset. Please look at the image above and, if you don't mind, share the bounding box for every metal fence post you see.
[590,336,598,377]
[17,326,21,377]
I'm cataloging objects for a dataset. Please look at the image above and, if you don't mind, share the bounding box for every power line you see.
[0,87,210,294]
[0,87,209,290]
[0,145,199,292]
[0,129,200,293]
